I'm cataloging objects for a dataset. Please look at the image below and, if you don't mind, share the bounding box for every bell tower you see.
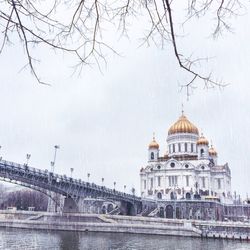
[148,134,159,162]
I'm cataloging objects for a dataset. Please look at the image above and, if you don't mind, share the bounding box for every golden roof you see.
[209,146,217,156]
[197,134,209,146]
[148,136,159,149]
[168,114,199,135]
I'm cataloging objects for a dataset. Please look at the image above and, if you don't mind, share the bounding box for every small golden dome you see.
[148,136,159,149]
[197,134,209,146]
[209,146,217,156]
[168,114,199,135]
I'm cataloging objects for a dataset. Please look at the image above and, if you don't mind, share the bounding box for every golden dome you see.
[209,146,217,156]
[168,114,199,135]
[197,134,209,146]
[148,136,159,149]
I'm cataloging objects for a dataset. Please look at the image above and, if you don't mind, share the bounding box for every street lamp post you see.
[50,161,54,172]
[48,145,59,213]
[51,145,60,173]
[124,185,126,193]
[101,178,104,186]
[87,173,90,182]
[113,181,116,190]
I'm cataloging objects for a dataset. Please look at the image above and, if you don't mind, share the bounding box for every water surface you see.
[0,228,249,250]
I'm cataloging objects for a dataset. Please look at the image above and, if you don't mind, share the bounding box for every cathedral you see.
[140,112,232,205]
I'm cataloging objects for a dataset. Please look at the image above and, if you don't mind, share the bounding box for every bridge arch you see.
[0,160,142,215]
[0,177,63,212]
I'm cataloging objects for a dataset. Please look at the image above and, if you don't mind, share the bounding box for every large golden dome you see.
[168,114,199,135]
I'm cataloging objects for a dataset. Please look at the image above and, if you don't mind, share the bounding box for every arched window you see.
[185,143,188,152]
[200,148,204,157]
[151,152,154,160]
[170,192,177,200]
[185,192,191,200]
[178,143,181,152]
[173,144,175,153]
[191,143,194,152]
[202,177,206,188]
[157,192,162,199]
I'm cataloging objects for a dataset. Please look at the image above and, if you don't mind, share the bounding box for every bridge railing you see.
[0,159,141,202]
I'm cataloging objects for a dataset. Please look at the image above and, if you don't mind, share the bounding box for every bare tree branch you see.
[0,0,245,93]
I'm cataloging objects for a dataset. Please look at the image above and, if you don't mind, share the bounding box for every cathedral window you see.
[144,180,146,189]
[178,143,181,152]
[173,144,175,153]
[186,176,189,186]
[200,148,204,157]
[185,143,188,152]
[168,176,178,186]
[151,152,154,160]
[185,164,189,168]
[157,176,161,187]
[169,145,171,153]
[150,178,153,189]
[191,143,194,152]
[218,179,221,189]
[202,177,205,188]
[170,162,175,168]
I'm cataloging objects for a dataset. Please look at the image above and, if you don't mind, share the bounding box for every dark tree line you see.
[0,188,48,211]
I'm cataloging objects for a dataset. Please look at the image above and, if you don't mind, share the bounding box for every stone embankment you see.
[0,210,249,240]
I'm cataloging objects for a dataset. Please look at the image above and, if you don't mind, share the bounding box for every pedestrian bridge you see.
[0,159,142,215]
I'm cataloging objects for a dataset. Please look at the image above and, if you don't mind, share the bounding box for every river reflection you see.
[0,228,249,250]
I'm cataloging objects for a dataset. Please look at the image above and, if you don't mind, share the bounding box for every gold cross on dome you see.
[153,132,155,140]
[181,103,184,115]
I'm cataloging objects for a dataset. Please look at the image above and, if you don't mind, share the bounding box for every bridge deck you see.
[0,159,141,205]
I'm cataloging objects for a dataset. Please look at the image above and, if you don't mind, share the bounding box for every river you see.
[0,228,249,250]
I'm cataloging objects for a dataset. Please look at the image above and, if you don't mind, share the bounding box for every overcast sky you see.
[0,3,249,197]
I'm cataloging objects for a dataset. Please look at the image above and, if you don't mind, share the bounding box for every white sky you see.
[0,2,249,197]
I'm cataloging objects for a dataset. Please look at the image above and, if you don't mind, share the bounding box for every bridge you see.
[0,159,142,215]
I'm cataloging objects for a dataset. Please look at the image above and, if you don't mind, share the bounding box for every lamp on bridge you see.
[132,187,135,196]
[26,154,31,166]
[70,168,74,178]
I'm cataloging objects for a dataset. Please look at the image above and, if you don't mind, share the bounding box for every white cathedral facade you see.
[140,112,232,204]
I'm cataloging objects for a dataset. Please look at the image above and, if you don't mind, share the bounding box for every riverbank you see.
[0,210,249,240]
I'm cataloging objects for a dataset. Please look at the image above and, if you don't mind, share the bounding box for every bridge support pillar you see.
[62,197,79,213]
[120,201,142,216]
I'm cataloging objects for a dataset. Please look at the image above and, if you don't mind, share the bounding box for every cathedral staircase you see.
[108,206,121,215]
[148,207,159,217]
[139,206,157,217]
